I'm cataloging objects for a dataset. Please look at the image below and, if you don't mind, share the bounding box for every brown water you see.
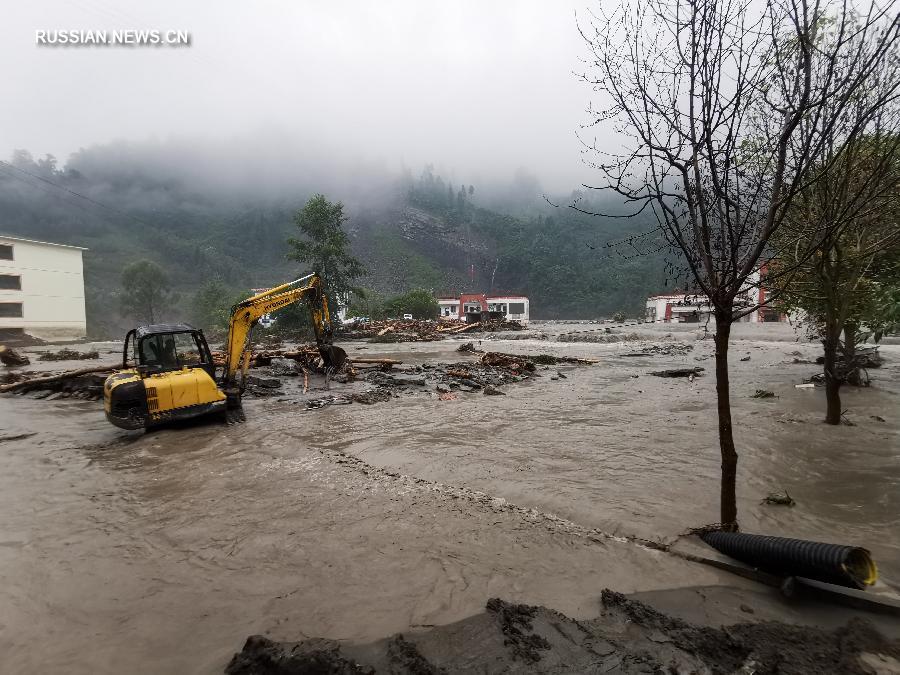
[1,324,898,673]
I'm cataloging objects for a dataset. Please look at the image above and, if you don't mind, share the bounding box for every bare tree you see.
[579,0,900,529]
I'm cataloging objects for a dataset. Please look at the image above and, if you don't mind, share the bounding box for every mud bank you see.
[226,590,900,674]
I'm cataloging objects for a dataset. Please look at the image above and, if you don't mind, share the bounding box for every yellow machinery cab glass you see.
[123,324,216,378]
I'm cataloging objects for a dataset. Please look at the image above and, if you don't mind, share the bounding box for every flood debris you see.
[650,367,704,378]
[225,590,900,674]
[0,364,115,396]
[752,389,776,398]
[342,318,525,343]
[557,331,645,343]
[305,394,353,410]
[816,347,883,369]
[620,342,696,357]
[0,432,38,443]
[0,345,31,367]
[350,388,392,405]
[37,348,99,361]
[762,490,796,506]
[457,342,597,365]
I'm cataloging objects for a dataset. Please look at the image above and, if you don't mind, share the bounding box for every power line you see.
[0,160,160,229]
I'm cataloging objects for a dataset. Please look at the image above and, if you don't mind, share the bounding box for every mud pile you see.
[226,590,900,674]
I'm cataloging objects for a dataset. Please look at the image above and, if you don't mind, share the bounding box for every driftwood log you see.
[0,364,117,393]
[650,367,704,378]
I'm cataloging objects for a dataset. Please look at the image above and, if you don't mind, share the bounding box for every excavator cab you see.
[105,324,225,430]
[124,324,216,378]
[104,273,347,431]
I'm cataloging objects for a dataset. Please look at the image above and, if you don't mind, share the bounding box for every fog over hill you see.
[0,136,667,336]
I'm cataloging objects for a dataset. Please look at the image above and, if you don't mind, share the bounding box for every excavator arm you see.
[221,273,346,417]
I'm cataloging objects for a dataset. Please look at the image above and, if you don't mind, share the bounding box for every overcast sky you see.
[1,0,599,191]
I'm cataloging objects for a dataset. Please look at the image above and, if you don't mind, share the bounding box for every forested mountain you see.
[0,142,667,336]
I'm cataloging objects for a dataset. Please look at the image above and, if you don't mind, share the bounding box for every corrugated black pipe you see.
[700,532,877,589]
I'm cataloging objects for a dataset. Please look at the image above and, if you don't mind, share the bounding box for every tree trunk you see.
[843,322,861,386]
[823,326,842,425]
[714,311,739,531]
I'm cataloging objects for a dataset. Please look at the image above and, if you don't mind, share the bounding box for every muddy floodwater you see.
[1,322,898,673]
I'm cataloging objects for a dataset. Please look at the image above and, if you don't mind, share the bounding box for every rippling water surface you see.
[1,323,897,673]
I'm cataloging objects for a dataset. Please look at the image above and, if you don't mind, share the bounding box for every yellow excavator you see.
[103,273,347,429]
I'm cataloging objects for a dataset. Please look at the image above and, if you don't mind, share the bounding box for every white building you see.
[437,298,459,318]
[645,293,712,323]
[0,234,87,340]
[486,295,529,322]
[437,294,530,323]
[645,267,787,324]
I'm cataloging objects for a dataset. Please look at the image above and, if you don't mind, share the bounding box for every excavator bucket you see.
[224,390,246,424]
[320,344,348,371]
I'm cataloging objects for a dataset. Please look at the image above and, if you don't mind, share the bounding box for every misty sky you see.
[2,1,600,191]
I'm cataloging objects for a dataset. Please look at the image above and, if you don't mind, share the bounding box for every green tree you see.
[120,260,174,324]
[384,289,439,319]
[347,288,386,320]
[191,280,250,331]
[774,136,900,423]
[287,194,366,310]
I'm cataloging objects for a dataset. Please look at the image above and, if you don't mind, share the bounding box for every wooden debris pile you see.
[0,363,115,398]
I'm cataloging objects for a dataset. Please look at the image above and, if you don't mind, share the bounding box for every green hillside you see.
[0,147,667,336]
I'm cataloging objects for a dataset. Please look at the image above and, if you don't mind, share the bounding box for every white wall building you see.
[0,234,87,340]
[436,294,530,323]
[437,298,459,318]
[645,293,712,323]
[486,296,529,322]
[645,268,787,324]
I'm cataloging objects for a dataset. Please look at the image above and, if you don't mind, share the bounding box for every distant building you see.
[645,266,787,324]
[645,293,712,323]
[0,234,87,340]
[437,293,530,323]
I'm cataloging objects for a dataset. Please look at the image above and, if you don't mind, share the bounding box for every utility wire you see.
[0,160,161,230]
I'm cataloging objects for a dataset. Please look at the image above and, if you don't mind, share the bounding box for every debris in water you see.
[350,389,391,405]
[650,367,704,378]
[305,395,352,410]
[762,490,795,506]
[0,345,30,367]
[752,389,776,399]
[38,348,99,361]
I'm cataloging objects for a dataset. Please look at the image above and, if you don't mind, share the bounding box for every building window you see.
[0,302,23,317]
[508,302,525,314]
[0,244,12,260]
[0,274,21,290]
